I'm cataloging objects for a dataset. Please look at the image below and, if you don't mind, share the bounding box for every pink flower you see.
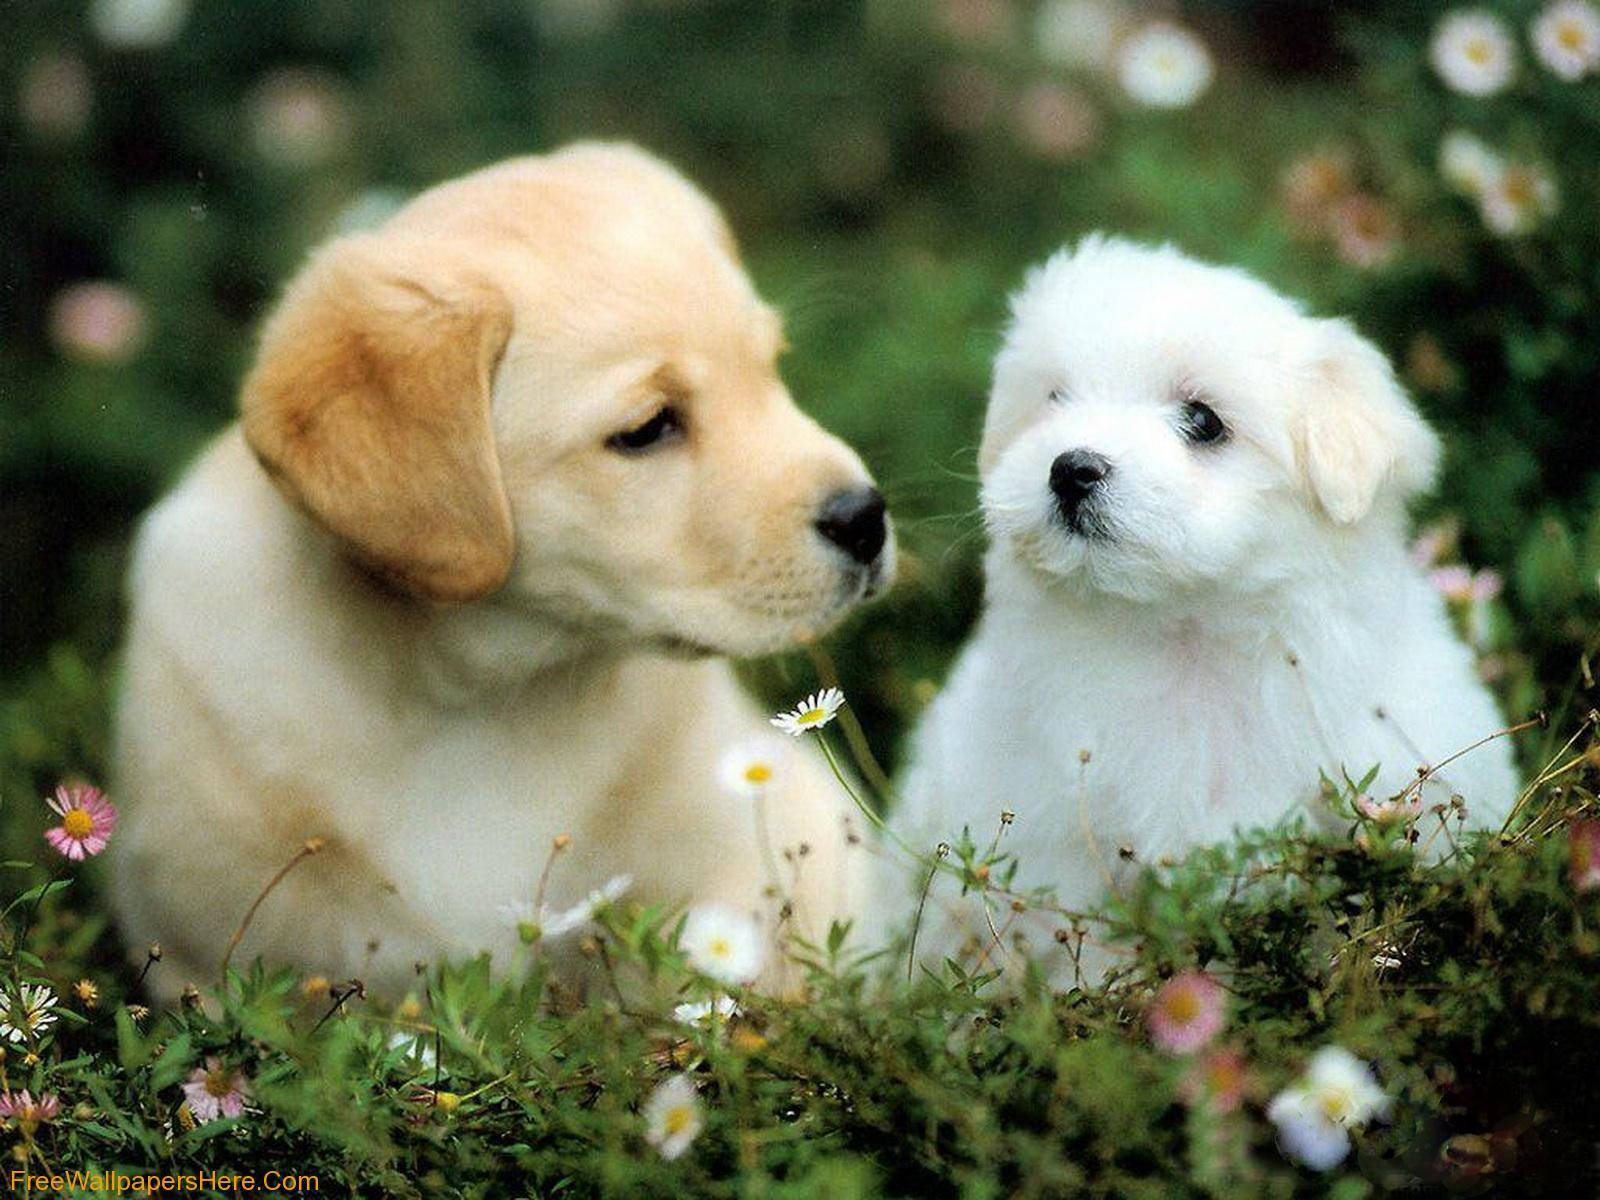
[1148,970,1226,1055]
[1356,794,1424,824]
[44,783,117,860]
[1330,194,1400,271]
[1468,569,1503,602]
[1570,819,1600,893]
[0,1089,61,1128]
[1179,1046,1251,1113]
[181,1057,249,1122]
[47,281,148,363]
[1429,565,1474,603]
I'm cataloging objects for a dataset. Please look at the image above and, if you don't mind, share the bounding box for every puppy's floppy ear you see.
[1294,319,1440,525]
[242,234,515,602]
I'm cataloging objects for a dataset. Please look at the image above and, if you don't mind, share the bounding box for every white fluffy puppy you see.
[888,236,1517,981]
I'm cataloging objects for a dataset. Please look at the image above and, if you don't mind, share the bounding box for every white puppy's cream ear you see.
[1295,320,1440,525]
[242,235,515,602]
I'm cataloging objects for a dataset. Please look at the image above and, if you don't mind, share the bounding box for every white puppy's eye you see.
[1048,387,1067,404]
[1179,399,1229,446]
[607,406,684,454]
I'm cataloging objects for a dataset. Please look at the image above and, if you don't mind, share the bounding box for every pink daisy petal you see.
[1148,970,1227,1055]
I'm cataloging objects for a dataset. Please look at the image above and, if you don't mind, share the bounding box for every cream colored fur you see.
[109,143,892,1000]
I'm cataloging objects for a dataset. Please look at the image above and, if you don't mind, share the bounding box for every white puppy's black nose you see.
[816,486,888,566]
[1050,449,1112,520]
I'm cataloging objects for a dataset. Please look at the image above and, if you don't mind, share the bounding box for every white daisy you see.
[1438,130,1502,196]
[769,688,846,737]
[498,873,633,944]
[0,985,58,1044]
[680,904,767,986]
[1115,22,1214,109]
[1429,10,1517,96]
[1267,1046,1390,1170]
[673,995,741,1025]
[643,1073,703,1161]
[1532,0,1600,79]
[1479,161,1559,235]
[717,739,788,800]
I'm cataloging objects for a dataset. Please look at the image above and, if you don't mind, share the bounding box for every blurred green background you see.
[4,0,1599,809]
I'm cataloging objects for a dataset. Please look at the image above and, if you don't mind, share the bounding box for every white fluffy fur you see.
[885,237,1518,982]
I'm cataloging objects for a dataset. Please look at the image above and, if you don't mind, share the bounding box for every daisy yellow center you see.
[1319,1086,1353,1124]
[664,1105,694,1135]
[799,707,827,725]
[708,937,732,959]
[1163,988,1202,1025]
[62,809,94,839]
[1501,169,1537,207]
[1558,23,1585,50]
[743,763,773,784]
[204,1070,234,1099]
[1464,37,1493,64]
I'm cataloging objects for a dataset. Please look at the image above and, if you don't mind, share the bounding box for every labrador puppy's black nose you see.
[816,486,888,566]
[1050,449,1112,519]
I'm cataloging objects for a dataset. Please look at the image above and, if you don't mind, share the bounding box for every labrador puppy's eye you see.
[1179,399,1228,445]
[606,406,684,453]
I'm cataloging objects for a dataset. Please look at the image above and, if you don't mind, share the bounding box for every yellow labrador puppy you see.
[109,143,893,999]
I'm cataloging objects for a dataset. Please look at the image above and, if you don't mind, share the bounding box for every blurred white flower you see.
[1429,10,1516,96]
[681,904,766,985]
[1116,22,1214,109]
[248,68,354,169]
[498,873,632,943]
[1479,161,1559,235]
[533,0,624,39]
[90,0,191,48]
[1013,82,1100,160]
[718,739,788,801]
[1532,0,1600,79]
[19,52,92,141]
[643,1073,703,1161]
[1034,0,1124,69]
[1267,1047,1390,1171]
[48,282,148,364]
[1437,130,1502,196]
[1355,794,1424,824]
[673,995,740,1025]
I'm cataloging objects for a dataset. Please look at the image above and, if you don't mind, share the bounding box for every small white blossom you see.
[1438,130,1502,196]
[1429,10,1517,96]
[1034,0,1123,69]
[1532,1,1600,79]
[89,0,191,48]
[643,1073,703,1161]
[1116,22,1214,109]
[498,874,632,943]
[717,739,788,800]
[0,985,59,1044]
[770,688,846,737]
[673,996,741,1025]
[681,904,767,986]
[1479,161,1559,235]
[1268,1047,1390,1171]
